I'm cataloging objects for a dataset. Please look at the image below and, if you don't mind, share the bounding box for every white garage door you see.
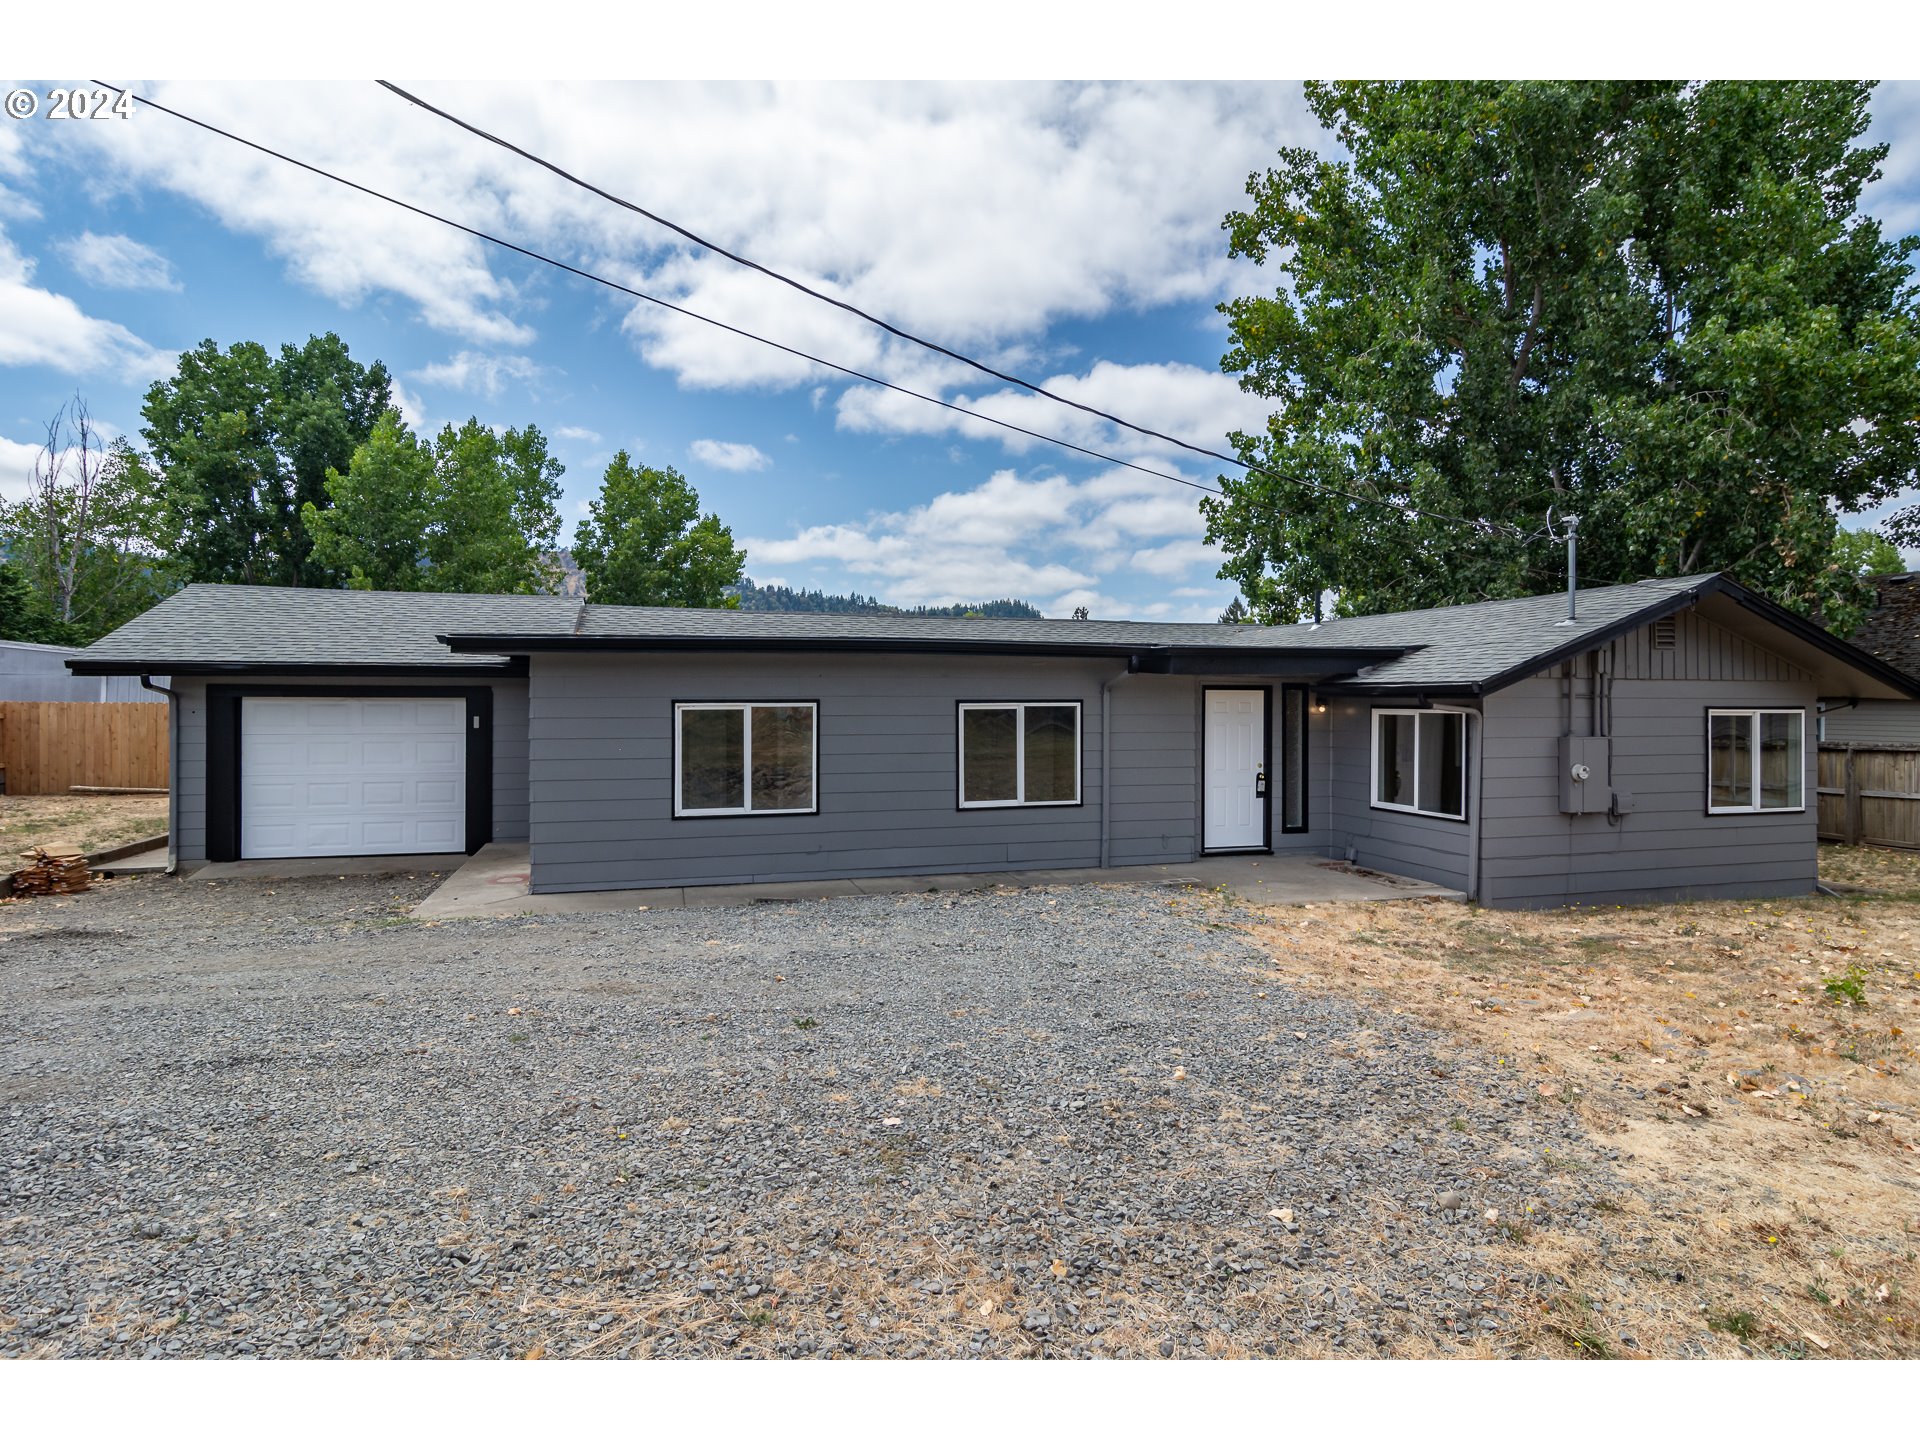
[240,697,467,859]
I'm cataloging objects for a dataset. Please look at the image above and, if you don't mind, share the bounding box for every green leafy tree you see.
[141,333,392,587]
[301,410,437,590]
[572,453,745,608]
[425,420,564,594]
[0,560,70,644]
[1218,595,1251,624]
[0,396,178,642]
[1206,81,1920,630]
[302,412,564,594]
[1832,527,1906,577]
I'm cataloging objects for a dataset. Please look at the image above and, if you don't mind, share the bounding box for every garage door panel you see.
[241,697,467,859]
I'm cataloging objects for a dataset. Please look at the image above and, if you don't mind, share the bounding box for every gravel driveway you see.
[1,871,1625,1358]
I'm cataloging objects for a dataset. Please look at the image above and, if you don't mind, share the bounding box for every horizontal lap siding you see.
[1821,701,1920,745]
[169,674,531,863]
[1108,677,1195,865]
[1480,634,1818,906]
[527,654,1115,891]
[1319,698,1473,890]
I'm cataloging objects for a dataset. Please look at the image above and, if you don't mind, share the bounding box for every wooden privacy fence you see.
[1818,744,1920,851]
[0,701,169,795]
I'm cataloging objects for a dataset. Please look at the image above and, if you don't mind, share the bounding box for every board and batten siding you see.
[527,653,1121,891]
[168,674,530,864]
[1820,700,1920,745]
[1478,609,1818,908]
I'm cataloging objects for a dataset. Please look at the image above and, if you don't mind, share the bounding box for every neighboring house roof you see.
[68,573,1920,700]
[1843,572,1920,684]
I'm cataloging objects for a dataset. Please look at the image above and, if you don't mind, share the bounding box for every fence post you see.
[1844,745,1862,846]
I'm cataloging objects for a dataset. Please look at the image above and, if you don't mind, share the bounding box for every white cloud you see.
[34,80,1315,382]
[0,434,43,503]
[835,358,1273,463]
[0,227,174,380]
[742,464,1225,614]
[555,424,602,443]
[411,350,543,398]
[56,230,180,290]
[689,438,771,472]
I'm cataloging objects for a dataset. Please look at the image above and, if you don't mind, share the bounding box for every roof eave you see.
[65,658,527,678]
[438,632,1410,669]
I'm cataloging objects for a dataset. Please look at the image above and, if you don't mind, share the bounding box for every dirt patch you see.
[1247,844,1920,1359]
[0,793,167,859]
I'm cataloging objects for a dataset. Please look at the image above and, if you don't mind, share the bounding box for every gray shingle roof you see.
[69,584,579,671]
[73,573,1717,690]
[1844,573,1920,683]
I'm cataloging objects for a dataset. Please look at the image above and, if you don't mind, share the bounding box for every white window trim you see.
[1707,708,1806,815]
[957,701,1082,809]
[1369,707,1469,821]
[673,701,819,817]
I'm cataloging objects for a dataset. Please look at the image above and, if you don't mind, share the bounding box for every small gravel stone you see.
[0,871,1629,1359]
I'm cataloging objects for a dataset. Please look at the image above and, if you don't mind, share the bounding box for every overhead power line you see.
[102,82,1530,543]
[374,81,1532,541]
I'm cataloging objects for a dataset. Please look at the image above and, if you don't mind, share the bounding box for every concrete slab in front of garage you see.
[186,853,469,882]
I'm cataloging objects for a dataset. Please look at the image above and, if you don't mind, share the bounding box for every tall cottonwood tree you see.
[302,411,565,594]
[1206,81,1920,628]
[571,453,744,608]
[141,333,393,587]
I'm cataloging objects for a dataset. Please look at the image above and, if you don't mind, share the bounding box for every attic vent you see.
[1651,617,1678,650]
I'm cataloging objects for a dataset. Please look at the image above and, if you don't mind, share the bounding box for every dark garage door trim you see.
[205,684,494,863]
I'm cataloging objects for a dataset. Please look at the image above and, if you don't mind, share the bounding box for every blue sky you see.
[3,79,1918,620]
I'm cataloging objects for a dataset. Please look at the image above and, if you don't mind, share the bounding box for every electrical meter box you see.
[1558,735,1611,815]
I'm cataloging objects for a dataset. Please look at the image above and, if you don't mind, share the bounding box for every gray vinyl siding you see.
[1107,676,1345,867]
[1820,700,1920,745]
[1318,698,1475,891]
[1478,611,1818,908]
[168,674,530,863]
[1106,676,1196,865]
[528,653,1116,892]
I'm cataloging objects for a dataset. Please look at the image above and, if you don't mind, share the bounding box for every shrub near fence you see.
[1817,744,1920,852]
[0,701,169,795]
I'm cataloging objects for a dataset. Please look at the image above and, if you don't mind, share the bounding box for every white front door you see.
[240,696,467,859]
[1203,688,1267,851]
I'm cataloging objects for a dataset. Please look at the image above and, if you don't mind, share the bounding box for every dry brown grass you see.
[0,792,167,858]
[1244,845,1920,1359]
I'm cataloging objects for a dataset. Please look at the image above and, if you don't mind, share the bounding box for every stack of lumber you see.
[14,847,91,895]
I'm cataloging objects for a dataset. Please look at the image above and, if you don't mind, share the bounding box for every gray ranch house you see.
[69,573,1919,908]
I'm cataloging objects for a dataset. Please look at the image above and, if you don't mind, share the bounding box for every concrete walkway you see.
[410,843,1461,920]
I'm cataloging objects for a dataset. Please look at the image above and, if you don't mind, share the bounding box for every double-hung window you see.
[1371,708,1467,820]
[1707,709,1804,813]
[674,702,818,816]
[958,702,1081,807]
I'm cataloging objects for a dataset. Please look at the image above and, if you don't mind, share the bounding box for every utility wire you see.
[375,80,1530,540]
[103,82,1527,540]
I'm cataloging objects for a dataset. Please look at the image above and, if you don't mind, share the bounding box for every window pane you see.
[1376,713,1416,808]
[1281,688,1306,831]
[1709,713,1752,809]
[1418,712,1465,818]
[962,708,1018,803]
[1023,705,1079,803]
[750,705,814,811]
[1758,712,1802,810]
[681,708,744,811]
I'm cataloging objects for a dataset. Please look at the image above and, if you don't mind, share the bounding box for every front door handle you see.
[1255,767,1268,798]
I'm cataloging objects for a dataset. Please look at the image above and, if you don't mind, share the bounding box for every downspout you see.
[139,674,180,875]
[1099,663,1134,869]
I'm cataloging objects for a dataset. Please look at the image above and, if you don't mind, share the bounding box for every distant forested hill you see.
[729,577,1043,619]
